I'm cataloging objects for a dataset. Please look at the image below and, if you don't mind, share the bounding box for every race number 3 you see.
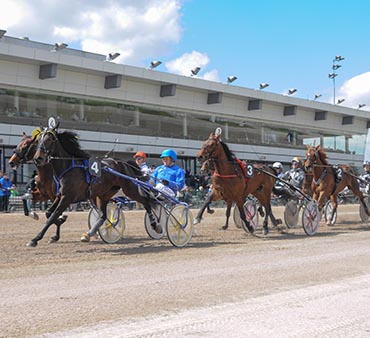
[89,158,101,177]
[245,163,254,178]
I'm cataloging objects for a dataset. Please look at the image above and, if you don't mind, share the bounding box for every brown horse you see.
[304,144,370,224]
[196,128,281,235]
[9,132,57,205]
[30,125,158,247]
[9,131,70,236]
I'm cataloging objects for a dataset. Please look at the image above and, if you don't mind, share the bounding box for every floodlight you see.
[227,76,237,84]
[314,94,322,100]
[259,83,269,90]
[51,42,68,52]
[335,55,345,61]
[337,99,345,104]
[0,29,6,38]
[150,60,162,69]
[332,64,342,70]
[288,88,297,95]
[328,73,338,79]
[190,66,201,76]
[106,52,120,61]
[358,104,366,109]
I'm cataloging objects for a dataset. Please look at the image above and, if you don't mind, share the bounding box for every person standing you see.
[0,172,15,212]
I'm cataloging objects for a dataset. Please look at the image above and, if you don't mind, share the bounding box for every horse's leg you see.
[194,192,215,225]
[27,196,70,247]
[143,201,162,234]
[207,204,215,214]
[351,185,370,217]
[81,200,109,241]
[45,196,60,218]
[327,195,338,225]
[238,202,254,234]
[221,202,232,230]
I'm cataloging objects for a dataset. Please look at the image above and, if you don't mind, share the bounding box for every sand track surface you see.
[1,205,370,337]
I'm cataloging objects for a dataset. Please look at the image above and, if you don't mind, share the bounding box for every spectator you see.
[0,172,15,212]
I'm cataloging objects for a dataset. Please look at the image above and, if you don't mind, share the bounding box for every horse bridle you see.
[13,137,37,164]
[304,148,319,170]
[36,129,57,163]
[200,135,219,162]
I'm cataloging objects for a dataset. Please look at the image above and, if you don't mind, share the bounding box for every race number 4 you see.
[89,158,101,177]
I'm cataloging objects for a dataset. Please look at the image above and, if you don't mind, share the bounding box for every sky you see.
[1,0,370,111]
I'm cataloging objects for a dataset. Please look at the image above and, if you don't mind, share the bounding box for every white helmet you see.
[273,162,283,169]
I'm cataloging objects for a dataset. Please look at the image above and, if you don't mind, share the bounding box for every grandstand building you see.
[0,35,368,183]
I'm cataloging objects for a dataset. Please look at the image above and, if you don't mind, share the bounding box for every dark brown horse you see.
[30,125,158,247]
[9,131,57,206]
[8,131,67,230]
[304,144,370,224]
[196,128,281,235]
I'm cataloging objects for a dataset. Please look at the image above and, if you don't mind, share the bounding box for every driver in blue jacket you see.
[151,149,185,198]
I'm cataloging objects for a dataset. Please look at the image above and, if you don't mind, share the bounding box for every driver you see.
[151,149,185,198]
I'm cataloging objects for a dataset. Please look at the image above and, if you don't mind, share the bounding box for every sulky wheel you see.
[166,204,194,248]
[359,196,370,225]
[98,201,125,244]
[233,200,259,230]
[284,200,299,228]
[144,203,166,239]
[324,200,337,226]
[302,200,320,236]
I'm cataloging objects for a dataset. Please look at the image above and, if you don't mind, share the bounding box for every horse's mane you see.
[57,131,90,159]
[220,141,237,162]
[316,146,329,165]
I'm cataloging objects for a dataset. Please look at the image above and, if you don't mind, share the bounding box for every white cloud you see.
[165,51,219,81]
[1,0,182,66]
[338,72,370,111]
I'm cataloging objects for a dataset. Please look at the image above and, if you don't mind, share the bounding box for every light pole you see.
[328,55,344,104]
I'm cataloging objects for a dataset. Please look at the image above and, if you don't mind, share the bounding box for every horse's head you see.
[304,144,321,171]
[33,128,58,166]
[197,127,223,164]
[9,131,40,169]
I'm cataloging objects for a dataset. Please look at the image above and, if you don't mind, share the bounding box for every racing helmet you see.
[160,149,177,161]
[272,162,283,169]
[292,156,301,163]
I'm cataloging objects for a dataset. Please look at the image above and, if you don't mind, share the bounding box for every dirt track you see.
[1,205,370,338]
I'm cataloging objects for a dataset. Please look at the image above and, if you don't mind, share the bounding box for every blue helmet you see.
[160,149,177,161]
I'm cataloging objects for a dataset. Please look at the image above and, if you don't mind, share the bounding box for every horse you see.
[195,128,281,235]
[8,131,67,228]
[30,124,158,247]
[303,144,370,224]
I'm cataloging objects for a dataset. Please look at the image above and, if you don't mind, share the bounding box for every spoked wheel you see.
[359,196,370,225]
[324,200,337,226]
[233,201,259,230]
[284,200,299,228]
[144,203,166,239]
[302,200,320,236]
[166,204,194,248]
[232,204,242,228]
[98,202,125,244]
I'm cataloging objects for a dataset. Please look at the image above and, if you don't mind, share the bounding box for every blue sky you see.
[1,0,369,109]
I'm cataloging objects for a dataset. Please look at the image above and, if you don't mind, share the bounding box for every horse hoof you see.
[258,207,265,217]
[49,237,59,243]
[194,218,201,225]
[80,233,91,242]
[207,209,215,214]
[26,240,37,247]
[222,225,228,230]
[152,224,162,234]
[30,212,39,221]
[263,227,269,236]
[276,219,282,225]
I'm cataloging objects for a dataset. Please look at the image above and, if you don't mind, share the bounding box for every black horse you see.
[29,125,158,247]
